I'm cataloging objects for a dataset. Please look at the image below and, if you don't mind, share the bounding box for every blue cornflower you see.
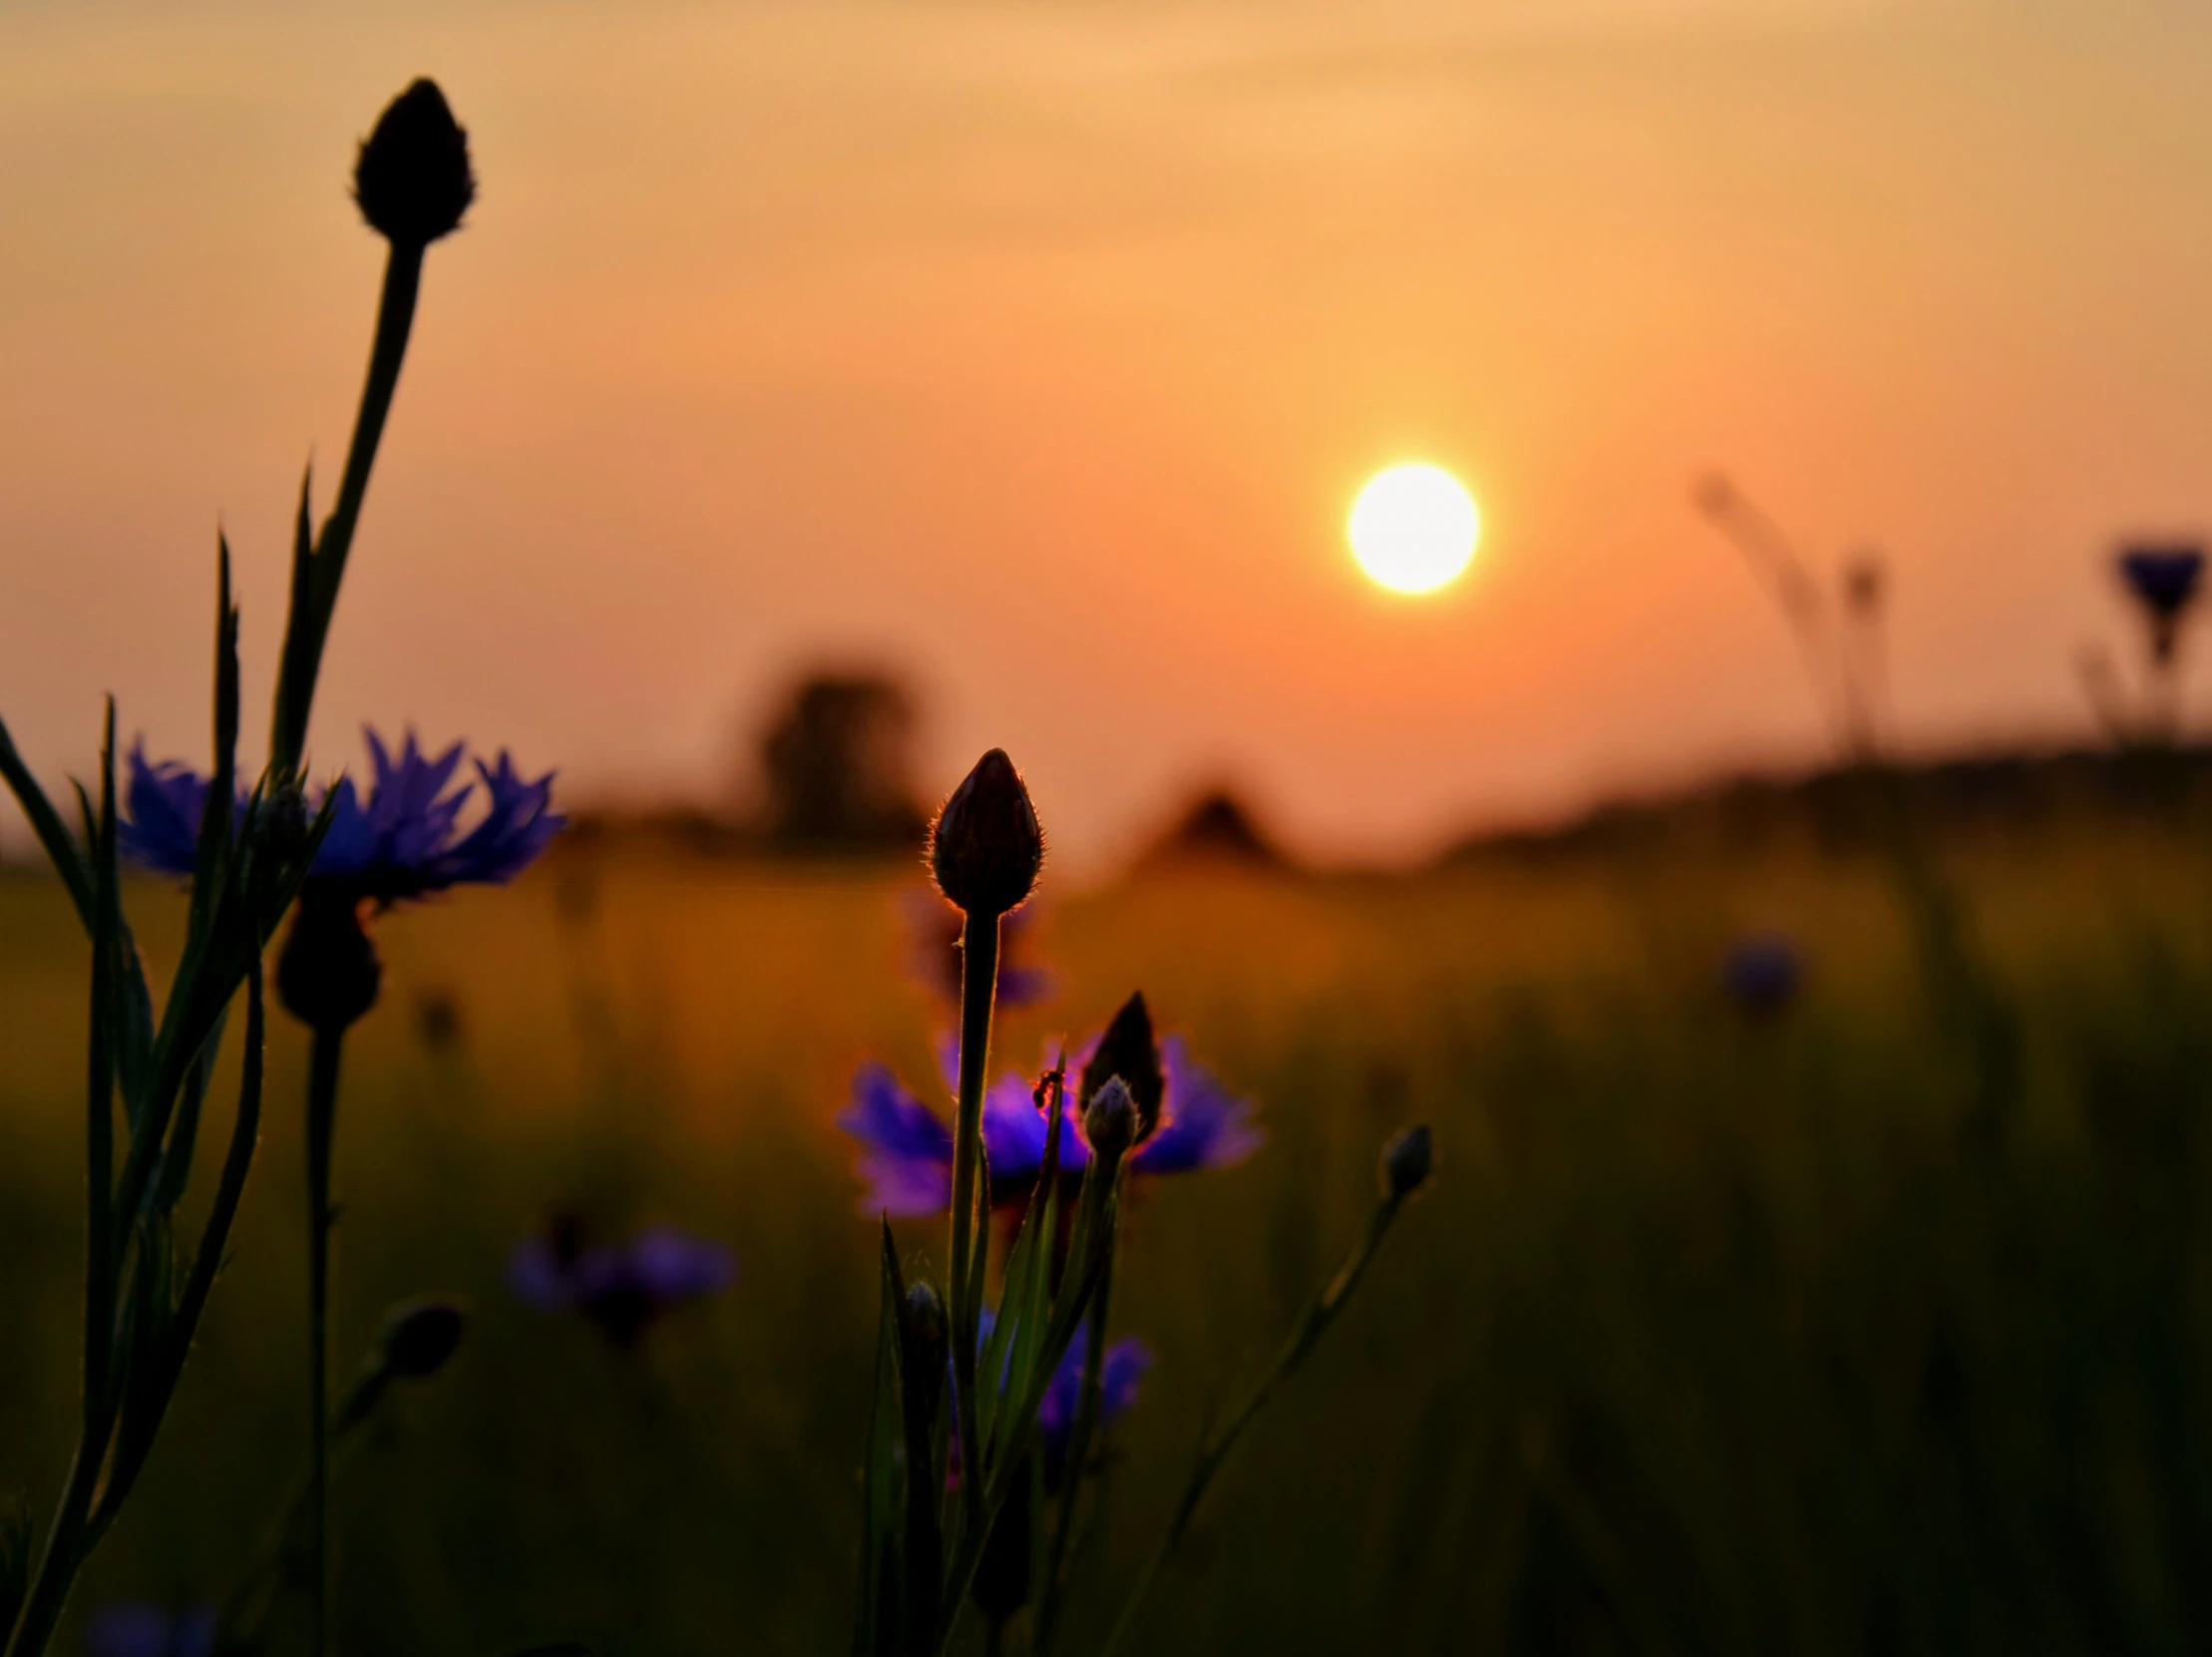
[2118,544,2205,666]
[78,1604,214,1657]
[1720,932,1805,1019]
[838,1025,1262,1217]
[122,728,559,1034]
[2119,545,2204,622]
[122,728,561,904]
[508,1216,736,1348]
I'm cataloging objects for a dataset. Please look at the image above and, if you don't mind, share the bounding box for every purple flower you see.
[905,888,1052,1010]
[79,1605,214,1657]
[1036,1333,1151,1485]
[836,1026,1262,1217]
[1720,932,1804,1018]
[954,1317,1152,1489]
[508,1217,736,1348]
[122,728,561,904]
[2118,545,2204,622]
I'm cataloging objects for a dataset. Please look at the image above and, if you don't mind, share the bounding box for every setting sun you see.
[1347,464,1481,596]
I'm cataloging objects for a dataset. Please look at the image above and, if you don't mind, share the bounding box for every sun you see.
[1347,464,1481,596]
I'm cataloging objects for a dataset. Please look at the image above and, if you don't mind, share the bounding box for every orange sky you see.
[5,0,2212,868]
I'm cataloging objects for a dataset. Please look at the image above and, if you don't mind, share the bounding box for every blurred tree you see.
[752,672,926,853]
[1140,787,1290,870]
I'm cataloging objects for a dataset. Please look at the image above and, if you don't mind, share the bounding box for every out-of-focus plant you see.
[209,1299,469,1655]
[508,1217,736,1349]
[1691,473,1891,764]
[1719,932,1806,1021]
[847,750,1433,1656]
[2083,542,2205,745]
[0,77,483,1657]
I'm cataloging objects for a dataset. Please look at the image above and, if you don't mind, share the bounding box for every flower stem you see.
[5,1443,100,1657]
[303,1027,346,1657]
[946,910,1000,1547]
[270,240,426,774]
[1098,1188,1412,1657]
[1033,1256,1112,1657]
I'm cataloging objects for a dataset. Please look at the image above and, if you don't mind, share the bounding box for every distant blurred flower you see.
[1036,1334,1151,1487]
[122,729,561,904]
[78,1604,213,1657]
[2118,544,2205,664]
[508,1216,736,1348]
[905,887,1051,1009]
[953,1316,1151,1489]
[838,1026,1261,1217]
[1720,933,1805,1019]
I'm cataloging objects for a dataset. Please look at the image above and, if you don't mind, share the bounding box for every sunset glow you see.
[5,5,2212,866]
[1348,465,1480,596]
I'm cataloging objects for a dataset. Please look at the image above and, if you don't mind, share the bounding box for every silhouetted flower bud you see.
[929,749,1042,917]
[1083,1076,1138,1162]
[377,1298,466,1380]
[1380,1124,1434,1202]
[263,783,311,863]
[276,886,383,1035]
[903,1280,946,1364]
[1080,992,1165,1145]
[353,79,475,247]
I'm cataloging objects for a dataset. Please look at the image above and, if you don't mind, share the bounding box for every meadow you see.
[6,783,2212,1656]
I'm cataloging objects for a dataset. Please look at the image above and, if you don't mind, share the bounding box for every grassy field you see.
[7,802,2212,1655]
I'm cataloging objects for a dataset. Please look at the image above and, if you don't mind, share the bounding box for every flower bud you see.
[1082,1076,1138,1162]
[276,885,383,1035]
[928,749,1043,917]
[377,1298,466,1380]
[1080,992,1165,1145]
[353,79,476,247]
[263,783,312,864]
[902,1280,947,1364]
[1380,1124,1434,1202]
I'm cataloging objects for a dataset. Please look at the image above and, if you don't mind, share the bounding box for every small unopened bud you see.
[1083,1075,1138,1162]
[263,784,311,863]
[1380,1124,1434,1201]
[929,749,1043,917]
[353,79,476,246]
[1080,992,1165,1145]
[902,1280,946,1363]
[377,1298,466,1379]
[276,885,382,1034]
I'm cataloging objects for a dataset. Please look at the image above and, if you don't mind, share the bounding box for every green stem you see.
[6,751,126,1657]
[1099,1191,1409,1657]
[303,1028,346,1657]
[270,240,426,774]
[1033,1256,1112,1656]
[946,911,1000,1545]
[5,1442,100,1657]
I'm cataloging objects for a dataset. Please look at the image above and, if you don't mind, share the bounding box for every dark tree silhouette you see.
[754,672,926,852]
[1142,788,1289,869]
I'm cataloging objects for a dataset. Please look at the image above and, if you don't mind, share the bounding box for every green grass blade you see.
[0,711,94,926]
[853,1223,905,1657]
